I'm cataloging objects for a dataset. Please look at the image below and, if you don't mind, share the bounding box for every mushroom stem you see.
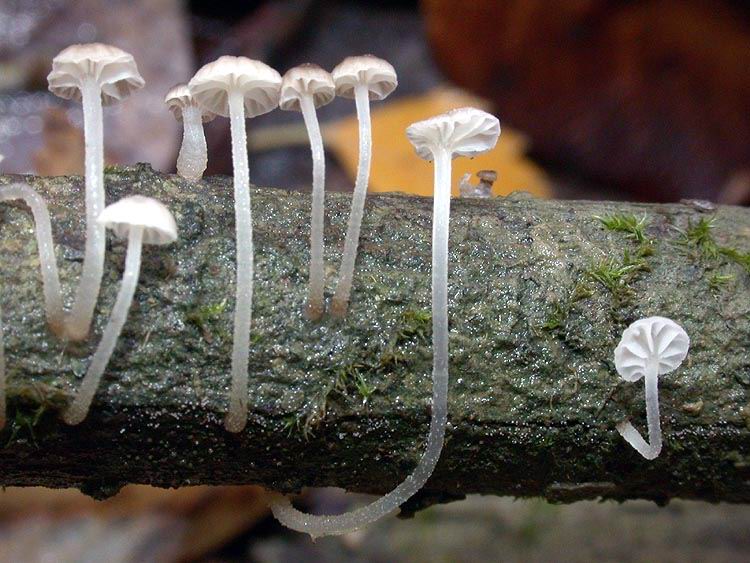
[616,360,662,460]
[225,89,254,433]
[63,226,144,426]
[0,183,65,335]
[66,75,106,341]
[330,83,372,317]
[269,146,452,539]
[177,105,208,182]
[299,94,326,319]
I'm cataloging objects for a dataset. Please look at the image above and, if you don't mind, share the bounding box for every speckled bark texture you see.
[0,165,748,509]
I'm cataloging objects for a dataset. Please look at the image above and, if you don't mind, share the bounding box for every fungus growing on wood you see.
[47,43,144,341]
[614,316,690,460]
[279,64,335,319]
[329,55,397,317]
[270,107,500,538]
[165,84,215,181]
[188,56,281,432]
[63,196,177,425]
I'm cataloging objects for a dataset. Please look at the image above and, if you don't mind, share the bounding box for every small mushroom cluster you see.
[0,42,700,540]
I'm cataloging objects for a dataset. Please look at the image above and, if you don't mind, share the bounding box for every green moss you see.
[719,247,750,274]
[708,272,735,291]
[596,213,650,244]
[185,298,228,343]
[677,216,719,260]
[586,251,649,299]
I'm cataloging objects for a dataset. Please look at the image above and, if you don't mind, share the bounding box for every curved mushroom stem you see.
[224,89,254,433]
[300,95,326,319]
[0,183,65,335]
[269,147,452,539]
[66,76,106,342]
[177,105,208,182]
[330,83,372,318]
[616,360,662,460]
[63,226,143,426]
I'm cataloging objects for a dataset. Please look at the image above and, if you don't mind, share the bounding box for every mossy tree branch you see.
[0,165,749,509]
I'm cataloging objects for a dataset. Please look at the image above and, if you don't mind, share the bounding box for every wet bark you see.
[0,165,749,510]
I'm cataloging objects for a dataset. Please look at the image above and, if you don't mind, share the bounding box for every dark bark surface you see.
[0,165,749,510]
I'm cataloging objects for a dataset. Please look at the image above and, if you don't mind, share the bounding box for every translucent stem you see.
[225,90,254,433]
[616,360,661,460]
[67,76,106,341]
[63,227,143,426]
[330,84,372,317]
[300,95,326,319]
[270,147,452,539]
[0,183,65,335]
[177,106,208,182]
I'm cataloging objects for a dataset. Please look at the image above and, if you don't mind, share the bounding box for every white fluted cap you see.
[279,64,335,111]
[47,43,144,106]
[165,84,216,123]
[188,56,281,118]
[98,195,178,245]
[406,107,501,161]
[331,55,397,101]
[614,317,690,382]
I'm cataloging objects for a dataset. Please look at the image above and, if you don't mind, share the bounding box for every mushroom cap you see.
[279,64,335,111]
[406,107,501,161]
[164,83,216,123]
[188,56,281,118]
[98,195,178,246]
[614,317,690,382]
[47,43,144,106]
[331,55,397,101]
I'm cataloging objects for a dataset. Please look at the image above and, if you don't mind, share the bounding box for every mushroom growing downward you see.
[279,64,335,319]
[270,107,500,538]
[165,84,215,181]
[63,196,177,426]
[614,316,690,460]
[189,56,281,432]
[48,43,144,341]
[329,55,397,317]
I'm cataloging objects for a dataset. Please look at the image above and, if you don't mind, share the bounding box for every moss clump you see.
[596,213,650,244]
[185,298,228,343]
[586,250,650,301]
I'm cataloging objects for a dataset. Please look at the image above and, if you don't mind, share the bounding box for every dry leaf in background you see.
[32,108,85,176]
[325,88,550,198]
[0,485,269,562]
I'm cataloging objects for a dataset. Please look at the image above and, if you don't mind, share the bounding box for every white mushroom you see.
[48,43,144,341]
[329,55,397,317]
[279,64,335,319]
[63,196,177,425]
[270,107,500,538]
[165,84,216,182]
[614,316,690,460]
[188,56,281,433]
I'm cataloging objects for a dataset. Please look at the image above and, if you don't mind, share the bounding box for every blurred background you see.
[0,0,749,561]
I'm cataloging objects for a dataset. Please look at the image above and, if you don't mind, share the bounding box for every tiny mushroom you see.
[279,64,335,319]
[329,55,397,317]
[48,43,144,341]
[614,316,690,460]
[270,107,500,539]
[63,196,177,426]
[188,56,281,432]
[165,84,216,181]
